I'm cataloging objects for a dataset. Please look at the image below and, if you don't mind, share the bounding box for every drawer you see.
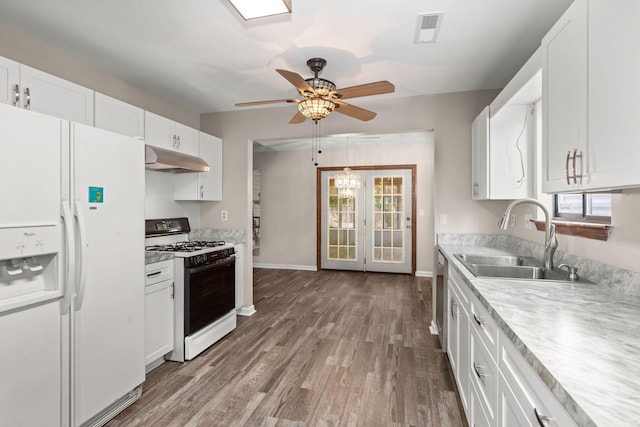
[145,260,174,285]
[470,299,498,361]
[471,330,498,424]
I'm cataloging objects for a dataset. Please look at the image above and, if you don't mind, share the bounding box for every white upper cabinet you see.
[174,132,223,201]
[542,0,588,193]
[0,57,94,125]
[0,56,19,106]
[471,106,490,200]
[144,111,198,156]
[543,0,640,193]
[472,50,539,200]
[94,93,144,139]
[18,64,94,126]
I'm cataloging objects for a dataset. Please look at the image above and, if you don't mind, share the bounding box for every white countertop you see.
[438,243,640,427]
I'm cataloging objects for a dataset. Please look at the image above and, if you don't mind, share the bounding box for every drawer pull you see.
[473,313,485,327]
[146,271,162,277]
[534,408,551,427]
[473,362,487,383]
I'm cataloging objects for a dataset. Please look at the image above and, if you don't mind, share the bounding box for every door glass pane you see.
[371,176,404,263]
[327,177,358,261]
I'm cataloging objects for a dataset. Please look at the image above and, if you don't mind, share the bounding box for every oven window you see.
[184,260,235,335]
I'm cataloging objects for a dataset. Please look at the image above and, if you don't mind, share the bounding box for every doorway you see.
[318,165,416,274]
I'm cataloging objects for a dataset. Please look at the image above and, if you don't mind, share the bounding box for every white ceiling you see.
[0,0,573,114]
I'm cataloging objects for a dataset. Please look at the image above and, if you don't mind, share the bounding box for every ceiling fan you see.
[235,58,395,124]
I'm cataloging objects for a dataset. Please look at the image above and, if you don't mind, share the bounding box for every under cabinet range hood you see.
[145,145,209,173]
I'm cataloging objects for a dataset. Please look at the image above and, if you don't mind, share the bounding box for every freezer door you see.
[0,103,62,227]
[70,124,145,425]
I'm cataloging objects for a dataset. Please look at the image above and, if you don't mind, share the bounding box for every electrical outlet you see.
[440,214,448,225]
[510,214,516,227]
[221,210,228,221]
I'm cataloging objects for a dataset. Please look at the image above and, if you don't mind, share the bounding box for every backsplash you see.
[438,233,640,298]
[190,228,246,244]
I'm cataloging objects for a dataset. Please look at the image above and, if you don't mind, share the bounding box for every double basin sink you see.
[454,254,589,283]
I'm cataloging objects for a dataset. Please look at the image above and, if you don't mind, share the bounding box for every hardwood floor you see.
[108,269,466,427]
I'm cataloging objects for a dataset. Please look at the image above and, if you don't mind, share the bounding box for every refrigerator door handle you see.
[61,201,75,314]
[74,201,88,311]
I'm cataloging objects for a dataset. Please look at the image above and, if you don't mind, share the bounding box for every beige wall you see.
[0,24,199,127]
[253,136,434,272]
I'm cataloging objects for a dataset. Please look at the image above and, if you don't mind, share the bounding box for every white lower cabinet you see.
[144,261,174,370]
[498,332,577,427]
[447,267,471,416]
[446,264,578,427]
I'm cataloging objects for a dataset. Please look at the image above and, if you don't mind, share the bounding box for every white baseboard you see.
[429,320,439,335]
[237,305,256,316]
[253,263,317,271]
[415,270,433,278]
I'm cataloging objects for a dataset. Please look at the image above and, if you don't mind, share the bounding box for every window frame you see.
[553,193,611,224]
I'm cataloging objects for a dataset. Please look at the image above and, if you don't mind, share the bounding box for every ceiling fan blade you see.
[276,69,316,95]
[289,111,307,124]
[334,81,395,100]
[235,99,299,107]
[334,101,377,121]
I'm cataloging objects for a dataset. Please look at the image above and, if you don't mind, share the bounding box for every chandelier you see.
[334,167,361,198]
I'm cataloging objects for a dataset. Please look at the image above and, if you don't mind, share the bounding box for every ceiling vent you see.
[415,12,444,44]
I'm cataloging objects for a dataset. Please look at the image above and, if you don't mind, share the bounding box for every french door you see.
[319,167,414,273]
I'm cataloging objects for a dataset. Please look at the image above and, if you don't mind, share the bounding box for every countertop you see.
[438,242,640,427]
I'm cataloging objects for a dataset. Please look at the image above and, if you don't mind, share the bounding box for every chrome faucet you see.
[498,198,558,270]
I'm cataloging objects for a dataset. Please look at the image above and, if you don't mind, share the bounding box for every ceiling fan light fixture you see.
[304,78,336,96]
[227,0,291,20]
[298,98,335,121]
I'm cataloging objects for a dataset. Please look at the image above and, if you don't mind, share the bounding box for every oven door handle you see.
[186,255,235,274]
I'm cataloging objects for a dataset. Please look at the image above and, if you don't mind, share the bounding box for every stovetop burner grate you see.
[145,240,226,253]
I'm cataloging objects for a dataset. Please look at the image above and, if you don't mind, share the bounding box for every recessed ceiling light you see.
[227,0,291,20]
[415,12,444,43]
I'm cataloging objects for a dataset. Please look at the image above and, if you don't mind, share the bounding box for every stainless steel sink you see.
[454,254,539,267]
[453,253,589,283]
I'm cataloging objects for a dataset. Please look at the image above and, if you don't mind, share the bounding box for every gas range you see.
[145,218,233,258]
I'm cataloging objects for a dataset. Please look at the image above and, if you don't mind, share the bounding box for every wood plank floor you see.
[108,269,466,427]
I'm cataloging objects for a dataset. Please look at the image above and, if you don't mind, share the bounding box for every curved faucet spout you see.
[498,198,557,270]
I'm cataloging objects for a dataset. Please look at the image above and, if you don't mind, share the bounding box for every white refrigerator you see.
[0,103,145,426]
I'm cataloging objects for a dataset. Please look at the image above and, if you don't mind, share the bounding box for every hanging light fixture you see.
[298,98,336,122]
[333,137,361,198]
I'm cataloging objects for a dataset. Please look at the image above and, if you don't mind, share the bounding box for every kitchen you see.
[1,0,640,426]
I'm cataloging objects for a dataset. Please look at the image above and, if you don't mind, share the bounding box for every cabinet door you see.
[585,0,640,191]
[144,280,174,367]
[19,64,94,125]
[174,122,198,156]
[471,106,489,200]
[94,92,144,139]
[541,0,587,193]
[144,111,175,150]
[0,56,19,106]
[447,277,470,415]
[199,133,222,201]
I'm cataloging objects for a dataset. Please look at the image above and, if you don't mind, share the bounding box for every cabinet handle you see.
[13,84,19,106]
[450,297,457,319]
[177,135,181,148]
[200,184,204,199]
[534,408,551,427]
[172,134,177,148]
[146,271,162,278]
[473,362,487,383]
[565,150,571,185]
[571,148,578,184]
[472,182,479,196]
[23,87,30,109]
[473,313,484,327]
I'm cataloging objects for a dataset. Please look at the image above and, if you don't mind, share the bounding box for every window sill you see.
[531,219,611,241]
